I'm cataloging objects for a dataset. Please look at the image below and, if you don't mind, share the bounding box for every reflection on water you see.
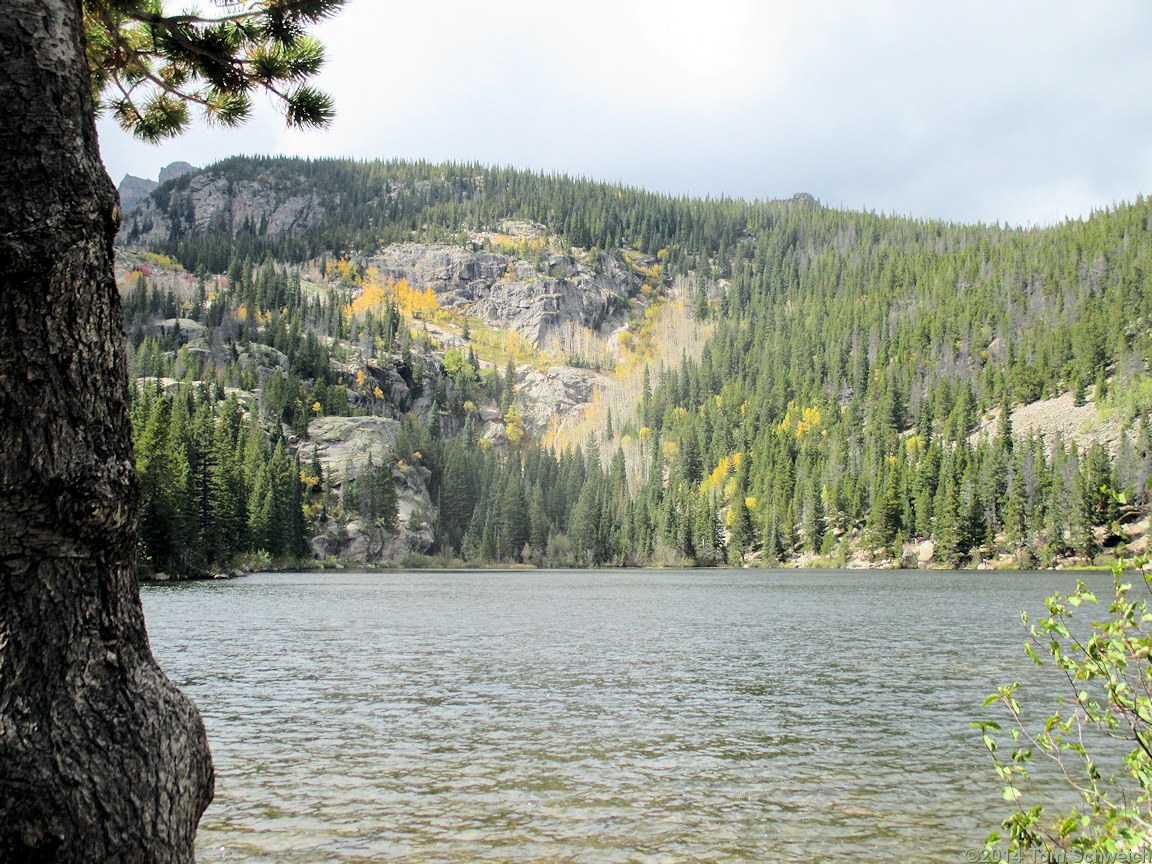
[142,569,1080,862]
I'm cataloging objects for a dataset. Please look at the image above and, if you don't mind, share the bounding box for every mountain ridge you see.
[115,156,1152,573]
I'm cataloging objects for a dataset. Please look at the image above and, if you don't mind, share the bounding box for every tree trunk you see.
[0,2,214,861]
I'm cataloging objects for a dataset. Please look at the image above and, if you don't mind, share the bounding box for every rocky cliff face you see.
[120,170,325,246]
[303,416,436,562]
[122,163,642,347]
[514,365,605,436]
[117,161,199,215]
[117,175,158,215]
[366,243,638,345]
[158,161,197,185]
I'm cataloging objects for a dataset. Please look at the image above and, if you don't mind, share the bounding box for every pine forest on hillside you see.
[119,157,1152,574]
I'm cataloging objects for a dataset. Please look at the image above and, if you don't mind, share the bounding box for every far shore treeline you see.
[121,158,1151,574]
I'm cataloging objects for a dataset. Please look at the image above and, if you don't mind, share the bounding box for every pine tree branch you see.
[122,0,345,29]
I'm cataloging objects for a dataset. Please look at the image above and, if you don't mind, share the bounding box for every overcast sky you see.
[97,0,1152,227]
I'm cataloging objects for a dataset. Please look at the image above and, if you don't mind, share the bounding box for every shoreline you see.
[138,559,1125,582]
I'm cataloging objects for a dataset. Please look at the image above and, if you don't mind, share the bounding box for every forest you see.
[120,156,1152,573]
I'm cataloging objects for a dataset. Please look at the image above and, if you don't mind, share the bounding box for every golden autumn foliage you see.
[455,318,542,368]
[777,401,824,438]
[347,269,439,321]
[702,456,732,495]
[140,251,182,271]
[616,295,706,374]
[539,415,563,450]
[332,258,361,286]
[487,234,548,258]
[504,404,527,447]
[623,250,663,283]
[635,262,662,282]
[539,290,710,454]
[346,268,386,316]
[701,451,747,499]
[402,284,439,320]
[235,306,273,325]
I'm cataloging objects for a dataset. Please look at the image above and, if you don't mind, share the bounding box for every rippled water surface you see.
[141,569,1085,862]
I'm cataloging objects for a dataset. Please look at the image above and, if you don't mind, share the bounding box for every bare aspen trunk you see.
[0,2,214,861]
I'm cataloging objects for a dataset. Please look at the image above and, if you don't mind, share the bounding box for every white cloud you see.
[97,0,1152,226]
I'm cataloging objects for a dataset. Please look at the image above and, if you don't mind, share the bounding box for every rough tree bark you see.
[0,2,214,861]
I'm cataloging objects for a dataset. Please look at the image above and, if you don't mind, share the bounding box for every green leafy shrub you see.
[977,556,1152,852]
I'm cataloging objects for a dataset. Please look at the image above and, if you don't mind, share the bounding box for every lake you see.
[141,568,1093,862]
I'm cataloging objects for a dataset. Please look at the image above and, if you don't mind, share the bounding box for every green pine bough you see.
[977,545,1152,852]
[84,0,345,141]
